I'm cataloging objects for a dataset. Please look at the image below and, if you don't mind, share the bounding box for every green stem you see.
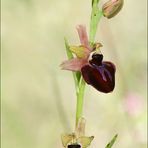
[64,38,85,126]
[75,0,103,128]
[75,77,85,126]
[89,0,103,45]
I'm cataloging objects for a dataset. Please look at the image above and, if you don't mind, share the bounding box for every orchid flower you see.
[61,25,116,93]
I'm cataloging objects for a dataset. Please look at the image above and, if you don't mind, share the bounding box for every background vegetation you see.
[1,0,147,147]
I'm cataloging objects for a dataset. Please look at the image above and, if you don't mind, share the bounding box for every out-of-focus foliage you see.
[105,134,118,148]
[1,0,147,148]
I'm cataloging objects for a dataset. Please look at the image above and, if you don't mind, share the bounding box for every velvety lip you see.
[81,54,116,93]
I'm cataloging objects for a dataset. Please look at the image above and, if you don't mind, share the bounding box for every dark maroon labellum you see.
[67,144,81,148]
[81,54,115,93]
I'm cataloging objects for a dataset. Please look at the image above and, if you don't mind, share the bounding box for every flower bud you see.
[61,118,94,148]
[102,0,124,19]
[61,133,94,148]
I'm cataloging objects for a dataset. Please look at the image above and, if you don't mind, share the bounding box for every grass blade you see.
[105,134,118,148]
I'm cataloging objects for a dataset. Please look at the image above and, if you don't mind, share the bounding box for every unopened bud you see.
[102,0,124,19]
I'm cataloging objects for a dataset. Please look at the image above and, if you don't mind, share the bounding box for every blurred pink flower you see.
[123,92,144,116]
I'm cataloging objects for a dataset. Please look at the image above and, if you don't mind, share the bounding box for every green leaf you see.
[64,38,74,59]
[105,134,118,148]
[64,38,81,92]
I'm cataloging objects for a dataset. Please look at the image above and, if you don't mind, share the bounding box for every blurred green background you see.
[1,0,147,147]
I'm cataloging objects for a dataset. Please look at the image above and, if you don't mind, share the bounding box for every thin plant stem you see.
[75,77,85,126]
[75,0,103,128]
[89,0,103,45]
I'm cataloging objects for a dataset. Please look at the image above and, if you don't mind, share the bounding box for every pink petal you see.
[76,25,92,51]
[60,58,88,71]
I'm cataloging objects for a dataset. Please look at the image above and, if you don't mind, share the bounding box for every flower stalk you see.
[75,0,103,128]
[61,0,123,147]
[89,0,103,45]
[64,38,86,126]
[76,77,85,126]
[65,38,85,128]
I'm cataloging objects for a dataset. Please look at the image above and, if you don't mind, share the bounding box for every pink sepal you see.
[76,25,92,51]
[60,58,88,71]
